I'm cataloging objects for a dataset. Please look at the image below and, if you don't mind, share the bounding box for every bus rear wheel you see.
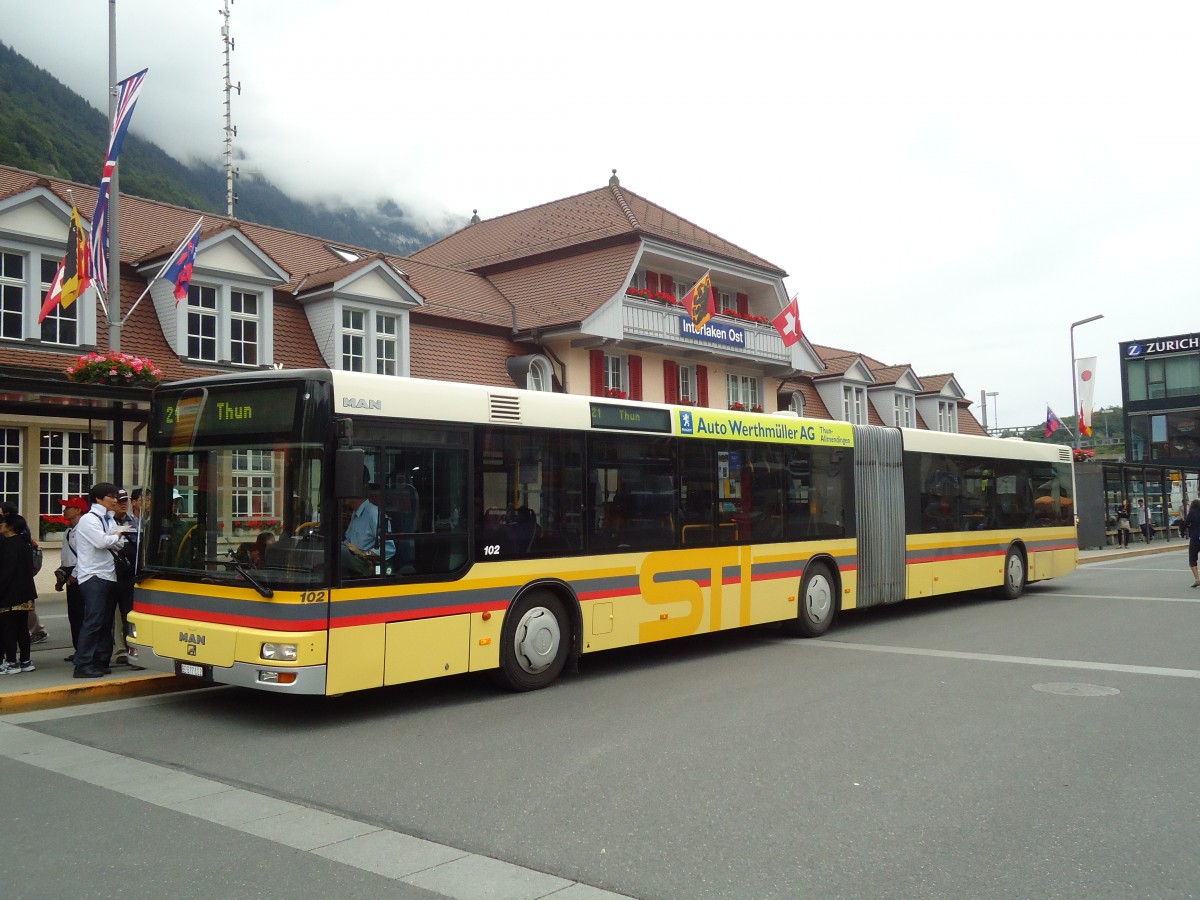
[499,590,569,691]
[997,546,1026,600]
[783,562,836,638]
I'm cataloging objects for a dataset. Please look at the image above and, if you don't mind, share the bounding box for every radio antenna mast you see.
[220,0,239,217]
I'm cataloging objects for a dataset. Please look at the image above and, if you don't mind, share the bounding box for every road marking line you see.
[796,640,1200,679]
[0,722,633,900]
[1041,592,1200,604]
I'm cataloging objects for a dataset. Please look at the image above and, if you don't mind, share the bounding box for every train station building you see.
[0,164,985,542]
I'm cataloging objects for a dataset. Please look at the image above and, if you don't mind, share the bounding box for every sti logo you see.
[1126,344,1144,357]
[679,410,695,435]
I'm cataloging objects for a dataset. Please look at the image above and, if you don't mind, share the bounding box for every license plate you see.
[176,662,210,679]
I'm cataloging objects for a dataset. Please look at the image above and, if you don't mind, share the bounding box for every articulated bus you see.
[126,369,1077,695]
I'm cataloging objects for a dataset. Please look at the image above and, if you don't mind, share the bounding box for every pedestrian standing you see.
[1116,499,1131,549]
[0,501,46,643]
[1137,498,1154,543]
[0,513,38,674]
[55,497,88,659]
[1130,499,1145,543]
[111,488,140,665]
[71,483,130,678]
[1185,498,1200,588]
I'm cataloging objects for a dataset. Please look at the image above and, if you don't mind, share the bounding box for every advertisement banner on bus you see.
[675,409,854,447]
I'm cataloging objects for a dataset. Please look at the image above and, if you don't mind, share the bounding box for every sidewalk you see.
[1,540,1187,713]
[0,560,193,714]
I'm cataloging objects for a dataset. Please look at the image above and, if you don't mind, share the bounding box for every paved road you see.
[4,549,1198,899]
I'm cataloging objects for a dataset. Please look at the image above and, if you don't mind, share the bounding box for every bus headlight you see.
[261,642,298,661]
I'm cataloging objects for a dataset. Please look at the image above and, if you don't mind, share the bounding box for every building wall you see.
[1120,331,1200,466]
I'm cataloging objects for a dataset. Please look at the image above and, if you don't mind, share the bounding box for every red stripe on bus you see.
[135,602,327,632]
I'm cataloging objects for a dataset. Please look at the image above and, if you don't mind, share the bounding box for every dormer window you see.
[185,283,265,365]
[938,401,958,433]
[341,307,400,375]
[843,385,866,424]
[894,393,915,428]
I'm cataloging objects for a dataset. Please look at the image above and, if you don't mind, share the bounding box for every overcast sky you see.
[5,0,1198,430]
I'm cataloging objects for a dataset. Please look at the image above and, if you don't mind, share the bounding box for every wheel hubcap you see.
[1007,555,1023,589]
[805,576,832,623]
[513,606,561,674]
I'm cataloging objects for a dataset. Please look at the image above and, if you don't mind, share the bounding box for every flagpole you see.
[107,0,122,352]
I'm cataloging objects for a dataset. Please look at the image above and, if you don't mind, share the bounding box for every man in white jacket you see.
[71,482,131,678]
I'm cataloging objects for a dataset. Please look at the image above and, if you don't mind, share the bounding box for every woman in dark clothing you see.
[0,501,45,642]
[0,513,38,673]
[1185,498,1200,588]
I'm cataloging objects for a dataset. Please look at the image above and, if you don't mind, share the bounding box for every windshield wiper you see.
[204,554,275,598]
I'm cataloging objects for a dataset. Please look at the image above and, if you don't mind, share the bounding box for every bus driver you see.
[342,478,395,575]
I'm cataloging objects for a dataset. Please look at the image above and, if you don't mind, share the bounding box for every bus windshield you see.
[143,379,331,589]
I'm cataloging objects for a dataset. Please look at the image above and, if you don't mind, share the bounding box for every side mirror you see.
[335,448,366,498]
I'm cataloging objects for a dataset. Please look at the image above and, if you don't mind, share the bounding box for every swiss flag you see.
[771,295,802,347]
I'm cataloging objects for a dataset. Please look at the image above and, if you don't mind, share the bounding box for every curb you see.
[1079,543,1183,564]
[0,673,198,714]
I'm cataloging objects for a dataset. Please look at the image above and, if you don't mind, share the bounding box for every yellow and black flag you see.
[681,271,715,330]
[59,206,91,310]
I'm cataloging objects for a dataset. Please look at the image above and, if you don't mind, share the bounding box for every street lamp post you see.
[1070,314,1104,450]
[986,391,999,435]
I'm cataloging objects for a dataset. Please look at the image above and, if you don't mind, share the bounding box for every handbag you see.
[110,549,136,579]
[31,545,43,575]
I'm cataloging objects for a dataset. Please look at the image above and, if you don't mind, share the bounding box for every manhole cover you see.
[1033,682,1120,697]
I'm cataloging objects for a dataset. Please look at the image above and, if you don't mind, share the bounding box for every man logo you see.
[342,397,382,410]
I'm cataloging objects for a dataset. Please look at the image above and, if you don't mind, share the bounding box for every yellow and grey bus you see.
[126,369,1077,695]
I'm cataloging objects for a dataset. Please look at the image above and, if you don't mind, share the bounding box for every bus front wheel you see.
[783,563,836,638]
[499,590,569,691]
[998,546,1026,600]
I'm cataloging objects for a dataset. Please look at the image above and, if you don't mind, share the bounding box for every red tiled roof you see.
[919,374,954,394]
[487,244,639,331]
[409,324,531,385]
[813,355,862,377]
[867,364,914,386]
[775,379,832,419]
[810,342,888,369]
[412,183,785,275]
[957,404,987,436]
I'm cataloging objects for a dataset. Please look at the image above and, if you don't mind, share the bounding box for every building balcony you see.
[622,296,789,364]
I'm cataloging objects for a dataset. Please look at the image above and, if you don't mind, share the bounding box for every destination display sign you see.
[154,385,300,440]
[675,408,854,447]
[589,403,672,433]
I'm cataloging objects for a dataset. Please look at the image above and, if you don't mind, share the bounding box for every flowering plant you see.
[39,513,70,536]
[1072,448,1095,462]
[625,287,679,305]
[604,389,628,399]
[66,352,163,386]
[677,398,696,406]
[750,404,764,413]
[729,401,746,411]
[233,517,281,533]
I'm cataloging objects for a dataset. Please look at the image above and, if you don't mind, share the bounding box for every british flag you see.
[90,68,148,297]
